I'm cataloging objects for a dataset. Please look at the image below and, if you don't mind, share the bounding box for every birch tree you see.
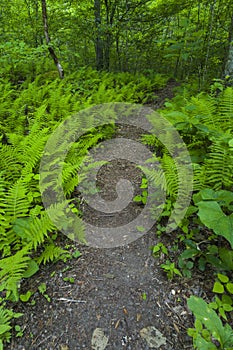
[41,0,64,78]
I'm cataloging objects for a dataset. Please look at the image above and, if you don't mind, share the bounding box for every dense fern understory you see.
[0,69,232,349]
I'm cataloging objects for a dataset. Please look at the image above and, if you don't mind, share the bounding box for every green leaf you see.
[226,283,233,294]
[142,292,147,300]
[195,319,203,331]
[223,304,233,312]
[187,296,226,345]
[38,283,46,294]
[217,274,229,283]
[72,250,81,259]
[19,290,32,302]
[219,248,233,270]
[197,201,233,248]
[195,334,218,350]
[133,195,143,202]
[213,281,224,294]
[13,217,32,242]
[0,324,11,335]
[209,302,218,310]
[174,268,182,277]
[186,261,194,269]
[219,307,227,320]
[180,248,199,259]
[22,259,39,278]
[136,226,145,232]
[222,294,232,305]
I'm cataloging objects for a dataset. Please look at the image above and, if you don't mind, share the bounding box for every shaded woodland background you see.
[1,0,233,85]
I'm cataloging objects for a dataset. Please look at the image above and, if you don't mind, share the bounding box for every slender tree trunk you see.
[94,0,104,70]
[225,14,233,80]
[202,0,216,83]
[41,0,64,78]
[103,0,116,70]
[116,31,121,71]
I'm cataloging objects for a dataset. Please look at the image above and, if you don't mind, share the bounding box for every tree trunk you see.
[94,0,104,70]
[225,14,233,80]
[41,0,64,78]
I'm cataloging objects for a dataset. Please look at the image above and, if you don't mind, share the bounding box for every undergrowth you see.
[143,82,233,350]
[0,68,167,348]
[0,69,233,349]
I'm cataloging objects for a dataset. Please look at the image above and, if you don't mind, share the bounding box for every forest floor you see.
[5,81,215,350]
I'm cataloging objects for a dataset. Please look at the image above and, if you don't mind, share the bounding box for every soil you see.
[5,80,216,350]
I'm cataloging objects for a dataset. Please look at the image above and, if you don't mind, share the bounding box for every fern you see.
[190,94,217,129]
[0,144,22,182]
[204,136,233,190]
[0,245,31,301]
[217,87,233,132]
[5,181,31,221]
[162,87,233,192]
[12,213,55,250]
[18,125,49,174]
[36,242,70,265]
[0,304,22,347]
[0,69,169,346]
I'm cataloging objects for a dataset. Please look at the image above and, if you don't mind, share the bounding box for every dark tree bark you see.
[41,0,64,78]
[104,0,116,71]
[94,0,104,70]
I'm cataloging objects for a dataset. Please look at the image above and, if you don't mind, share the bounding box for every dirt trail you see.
[6,81,199,350]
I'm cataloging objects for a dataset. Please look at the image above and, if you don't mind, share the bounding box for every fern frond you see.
[0,144,22,182]
[0,245,31,301]
[190,94,216,128]
[193,164,209,191]
[19,127,49,174]
[217,87,233,132]
[5,180,31,221]
[36,242,70,265]
[45,201,85,243]
[18,213,55,250]
[205,137,233,190]
[161,154,179,197]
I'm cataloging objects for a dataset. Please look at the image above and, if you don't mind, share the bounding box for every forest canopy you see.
[0,0,233,85]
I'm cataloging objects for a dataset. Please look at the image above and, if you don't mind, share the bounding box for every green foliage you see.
[148,85,233,348]
[193,189,233,248]
[160,260,182,280]
[133,178,148,204]
[187,296,233,349]
[151,242,168,258]
[0,68,166,347]
[162,88,233,191]
[0,246,31,301]
[0,304,22,349]
[209,274,233,321]
[38,283,51,302]
[19,291,33,303]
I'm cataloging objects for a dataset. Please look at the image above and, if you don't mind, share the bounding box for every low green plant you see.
[38,283,51,302]
[141,292,147,301]
[19,290,33,303]
[193,189,233,249]
[63,277,75,284]
[160,260,182,280]
[209,274,233,321]
[0,304,22,350]
[151,242,168,258]
[14,325,24,338]
[187,296,233,349]
[133,177,148,205]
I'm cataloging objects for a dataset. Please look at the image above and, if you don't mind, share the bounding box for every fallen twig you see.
[55,297,86,303]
